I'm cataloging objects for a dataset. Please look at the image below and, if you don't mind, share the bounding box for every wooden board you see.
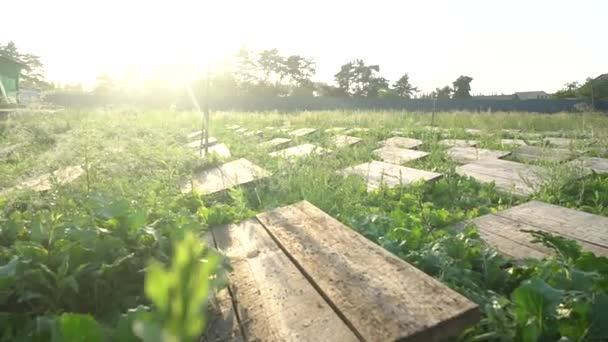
[380,137,423,149]
[244,130,263,137]
[447,147,511,164]
[212,219,358,342]
[501,129,521,135]
[500,139,528,147]
[257,201,480,341]
[342,160,442,191]
[16,165,85,193]
[185,137,218,148]
[288,128,317,137]
[187,130,203,139]
[373,146,429,165]
[226,124,240,130]
[568,157,608,175]
[269,144,331,159]
[544,137,580,148]
[333,135,362,147]
[181,158,270,194]
[197,143,231,158]
[439,139,478,147]
[260,138,292,149]
[466,201,608,259]
[465,128,483,136]
[513,145,578,163]
[456,158,548,196]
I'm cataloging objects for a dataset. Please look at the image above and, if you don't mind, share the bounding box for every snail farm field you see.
[1,109,608,341]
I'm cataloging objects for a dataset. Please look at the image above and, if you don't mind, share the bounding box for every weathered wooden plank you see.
[495,201,608,255]
[186,137,218,148]
[465,128,483,136]
[197,143,231,158]
[333,135,363,147]
[447,147,511,164]
[455,159,548,196]
[260,138,292,149]
[342,160,442,191]
[513,145,578,163]
[218,158,271,186]
[244,130,263,137]
[187,130,203,139]
[344,127,370,134]
[500,139,528,147]
[373,146,429,165]
[568,157,608,175]
[235,128,248,134]
[181,158,270,194]
[226,125,240,130]
[269,144,331,159]
[257,201,480,341]
[439,139,478,147]
[15,165,85,193]
[544,137,578,148]
[380,137,423,149]
[201,233,244,342]
[289,128,317,137]
[501,129,521,135]
[212,219,358,342]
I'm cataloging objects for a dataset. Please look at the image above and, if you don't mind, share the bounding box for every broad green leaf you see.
[56,313,103,342]
[512,277,563,340]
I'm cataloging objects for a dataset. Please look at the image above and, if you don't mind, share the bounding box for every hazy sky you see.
[4,0,607,94]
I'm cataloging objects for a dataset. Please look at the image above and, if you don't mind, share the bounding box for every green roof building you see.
[0,55,25,104]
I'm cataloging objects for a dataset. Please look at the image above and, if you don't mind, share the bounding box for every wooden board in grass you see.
[512,145,579,163]
[373,146,429,165]
[226,124,240,130]
[268,143,331,159]
[447,146,511,164]
[455,158,548,196]
[501,129,521,135]
[187,130,203,139]
[344,127,370,134]
[185,137,218,148]
[235,128,248,134]
[244,130,263,137]
[211,218,359,342]
[255,201,480,341]
[439,139,478,147]
[380,136,423,149]
[11,165,85,193]
[342,160,441,191]
[260,137,291,149]
[463,200,608,259]
[196,143,231,158]
[544,137,588,148]
[333,135,362,147]
[465,128,483,136]
[500,139,529,147]
[288,128,317,137]
[181,158,270,194]
[568,157,608,176]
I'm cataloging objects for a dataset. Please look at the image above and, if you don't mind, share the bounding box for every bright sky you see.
[4,0,607,94]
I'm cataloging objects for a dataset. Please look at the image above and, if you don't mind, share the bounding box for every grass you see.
[1,108,608,341]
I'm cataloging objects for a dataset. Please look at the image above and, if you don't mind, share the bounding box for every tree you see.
[433,86,453,99]
[0,41,49,89]
[392,73,419,99]
[334,59,389,98]
[452,75,473,98]
[553,81,580,99]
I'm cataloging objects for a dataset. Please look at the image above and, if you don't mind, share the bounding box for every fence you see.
[45,93,608,113]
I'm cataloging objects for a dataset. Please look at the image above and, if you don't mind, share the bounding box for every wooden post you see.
[204,65,210,154]
[431,97,437,126]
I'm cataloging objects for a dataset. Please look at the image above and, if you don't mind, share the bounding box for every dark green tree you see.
[334,59,389,98]
[433,86,453,99]
[452,75,473,99]
[392,73,419,99]
[553,81,580,99]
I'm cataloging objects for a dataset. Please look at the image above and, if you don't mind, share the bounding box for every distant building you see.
[0,55,26,104]
[474,94,515,100]
[513,91,551,100]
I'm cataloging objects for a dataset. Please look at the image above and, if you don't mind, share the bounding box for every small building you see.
[18,88,42,105]
[0,55,26,104]
[514,91,550,100]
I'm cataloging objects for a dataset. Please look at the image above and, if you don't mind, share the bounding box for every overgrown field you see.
[1,109,608,341]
